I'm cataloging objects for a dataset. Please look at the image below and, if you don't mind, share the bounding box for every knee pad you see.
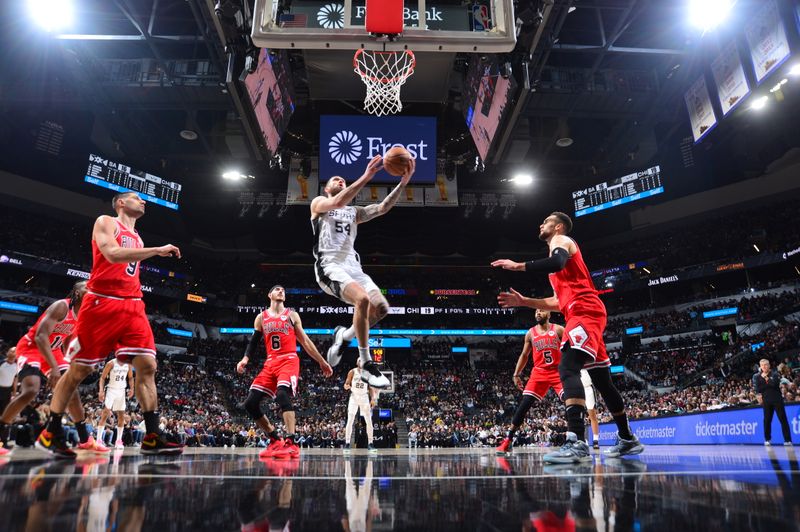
[588,367,625,413]
[559,348,590,400]
[243,392,264,420]
[275,386,294,413]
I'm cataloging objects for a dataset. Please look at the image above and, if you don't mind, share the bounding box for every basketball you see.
[383,146,412,176]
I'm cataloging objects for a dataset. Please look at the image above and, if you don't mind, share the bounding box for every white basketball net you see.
[353,49,416,116]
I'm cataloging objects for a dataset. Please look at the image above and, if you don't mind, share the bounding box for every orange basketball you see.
[383,146,412,176]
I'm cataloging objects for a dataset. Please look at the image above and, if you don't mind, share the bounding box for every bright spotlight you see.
[511,173,533,186]
[688,0,733,32]
[750,95,768,110]
[789,64,800,76]
[222,170,241,180]
[27,0,74,32]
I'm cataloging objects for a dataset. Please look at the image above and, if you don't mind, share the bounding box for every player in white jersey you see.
[580,369,600,449]
[97,358,134,449]
[310,155,415,389]
[343,360,379,453]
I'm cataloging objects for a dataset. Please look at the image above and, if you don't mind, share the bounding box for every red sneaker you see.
[259,438,286,459]
[0,446,10,457]
[77,436,111,454]
[282,440,300,458]
[35,429,77,459]
[495,437,512,456]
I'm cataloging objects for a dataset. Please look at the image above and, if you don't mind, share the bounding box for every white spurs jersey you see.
[351,368,370,400]
[311,206,359,265]
[107,360,129,391]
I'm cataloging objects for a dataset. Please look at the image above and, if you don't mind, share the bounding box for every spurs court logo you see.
[329,130,362,165]
[317,3,345,29]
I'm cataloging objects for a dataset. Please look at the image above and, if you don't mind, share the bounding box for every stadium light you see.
[222,170,240,180]
[753,244,760,252]
[688,0,733,32]
[750,95,768,110]
[789,64,800,76]
[510,173,533,186]
[27,0,74,32]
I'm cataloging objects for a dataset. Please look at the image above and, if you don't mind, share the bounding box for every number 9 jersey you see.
[88,218,144,298]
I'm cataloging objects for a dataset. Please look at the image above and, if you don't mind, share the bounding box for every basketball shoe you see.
[603,432,644,458]
[259,438,286,459]
[140,432,184,455]
[361,360,390,388]
[35,429,77,459]
[542,432,592,464]
[326,326,347,367]
[495,437,512,456]
[77,436,111,454]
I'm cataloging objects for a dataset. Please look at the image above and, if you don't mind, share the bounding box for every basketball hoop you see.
[353,49,416,116]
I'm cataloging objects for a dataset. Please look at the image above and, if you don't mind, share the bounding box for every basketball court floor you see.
[0,446,798,530]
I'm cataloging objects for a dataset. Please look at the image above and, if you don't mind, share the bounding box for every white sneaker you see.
[764,441,771,447]
[115,441,124,450]
[785,442,793,447]
[326,326,347,367]
[361,361,390,389]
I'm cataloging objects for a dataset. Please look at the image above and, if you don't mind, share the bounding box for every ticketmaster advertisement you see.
[592,404,800,445]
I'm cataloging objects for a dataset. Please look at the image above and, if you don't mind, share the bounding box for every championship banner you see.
[684,75,717,143]
[355,185,388,206]
[745,0,791,84]
[711,41,750,116]
[396,186,425,207]
[424,174,458,206]
[287,157,319,205]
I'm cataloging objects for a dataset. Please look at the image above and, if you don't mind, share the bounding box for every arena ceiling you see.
[0,0,798,257]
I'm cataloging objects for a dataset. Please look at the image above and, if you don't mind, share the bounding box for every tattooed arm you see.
[355,157,416,224]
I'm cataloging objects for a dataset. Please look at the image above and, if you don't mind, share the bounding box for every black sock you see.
[612,413,633,440]
[75,421,89,444]
[285,434,295,444]
[47,412,64,435]
[0,421,9,443]
[566,404,587,441]
[143,411,160,435]
[506,427,518,440]
[268,430,281,442]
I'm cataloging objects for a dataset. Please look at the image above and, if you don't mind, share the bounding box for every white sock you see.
[97,428,105,442]
[342,326,356,342]
[593,435,599,442]
[116,428,123,444]
[358,346,372,363]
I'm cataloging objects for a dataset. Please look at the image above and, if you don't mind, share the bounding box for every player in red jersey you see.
[236,285,333,459]
[493,211,643,462]
[37,191,184,458]
[496,309,564,455]
[0,282,109,455]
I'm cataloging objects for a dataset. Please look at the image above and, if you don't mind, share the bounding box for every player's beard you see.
[535,318,547,326]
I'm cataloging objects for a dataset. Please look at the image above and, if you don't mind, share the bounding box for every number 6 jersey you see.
[261,308,298,360]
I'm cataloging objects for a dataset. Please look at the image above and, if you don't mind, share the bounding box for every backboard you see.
[251,0,516,53]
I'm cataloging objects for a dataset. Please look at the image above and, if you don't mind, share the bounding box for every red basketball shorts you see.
[561,300,610,370]
[524,369,564,400]
[15,337,68,377]
[250,355,300,397]
[65,293,156,367]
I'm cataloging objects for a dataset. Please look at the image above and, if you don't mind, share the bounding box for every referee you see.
[753,358,793,446]
[0,347,18,414]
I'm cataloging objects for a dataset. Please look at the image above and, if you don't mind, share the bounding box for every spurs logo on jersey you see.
[351,368,369,398]
[107,361,129,390]
[312,206,359,264]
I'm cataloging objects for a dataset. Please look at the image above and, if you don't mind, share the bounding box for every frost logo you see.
[317,3,344,29]
[329,130,362,165]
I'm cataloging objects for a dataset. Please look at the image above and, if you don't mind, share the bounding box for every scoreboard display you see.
[85,154,182,210]
[572,165,663,217]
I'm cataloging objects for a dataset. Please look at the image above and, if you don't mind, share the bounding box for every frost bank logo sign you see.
[317,3,344,29]
[320,115,437,184]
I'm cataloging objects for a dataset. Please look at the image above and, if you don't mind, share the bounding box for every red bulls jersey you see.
[261,308,297,360]
[22,299,76,352]
[530,323,561,370]
[88,218,144,298]
[548,238,604,319]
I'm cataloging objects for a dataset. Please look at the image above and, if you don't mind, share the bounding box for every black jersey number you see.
[542,350,554,365]
[125,261,139,276]
[335,221,351,236]
[270,335,282,351]
[50,336,64,351]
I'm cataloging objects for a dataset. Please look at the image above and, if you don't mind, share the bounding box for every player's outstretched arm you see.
[512,332,532,390]
[236,313,263,374]
[356,157,415,224]
[94,216,181,264]
[491,236,575,275]
[291,311,333,377]
[497,288,560,311]
[311,156,383,215]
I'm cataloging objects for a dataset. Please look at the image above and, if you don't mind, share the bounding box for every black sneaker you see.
[140,433,184,455]
[326,326,346,367]
[593,440,600,450]
[35,429,77,459]
[361,361,390,388]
